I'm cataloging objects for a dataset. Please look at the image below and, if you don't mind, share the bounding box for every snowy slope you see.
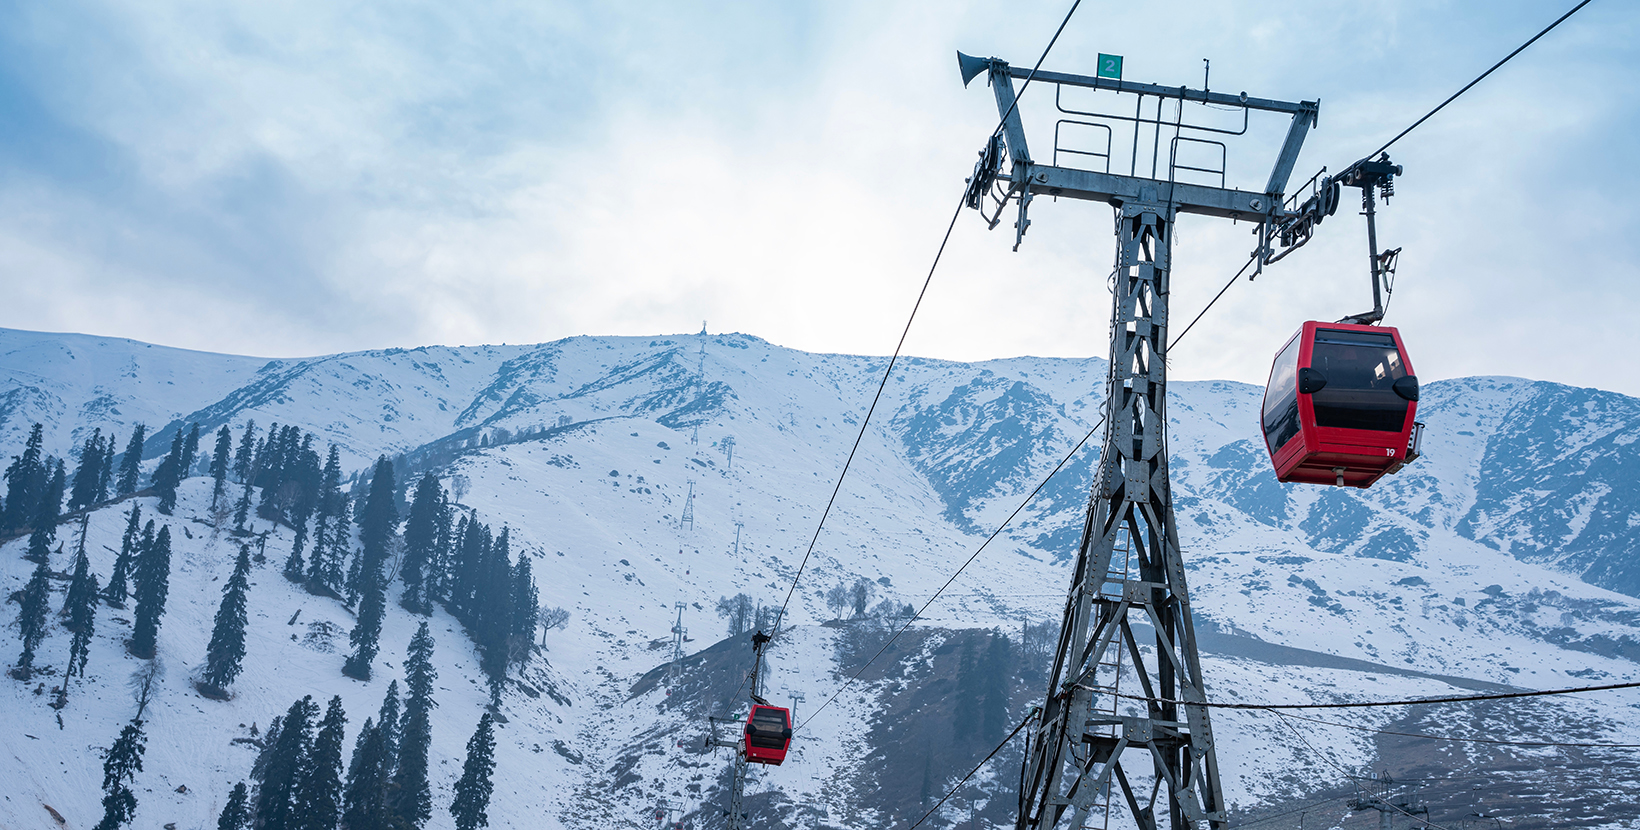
[3,327,1640,829]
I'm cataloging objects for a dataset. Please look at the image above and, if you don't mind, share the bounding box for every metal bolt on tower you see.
[957,52,1321,830]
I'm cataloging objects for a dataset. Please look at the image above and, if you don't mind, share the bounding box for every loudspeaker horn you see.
[957,51,991,88]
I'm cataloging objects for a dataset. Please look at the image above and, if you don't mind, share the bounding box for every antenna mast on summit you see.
[958,51,1321,830]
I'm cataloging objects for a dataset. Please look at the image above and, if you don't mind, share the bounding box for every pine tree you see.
[69,429,105,512]
[24,519,54,564]
[233,479,253,532]
[210,426,233,510]
[1,422,45,533]
[391,623,437,828]
[400,474,443,615]
[376,680,402,777]
[56,547,99,704]
[313,494,352,597]
[510,556,539,667]
[116,424,145,497]
[41,457,66,523]
[427,491,453,605]
[358,456,398,571]
[342,567,385,680]
[450,713,496,830]
[342,459,397,680]
[129,525,172,659]
[253,697,318,830]
[342,718,390,830]
[217,782,250,830]
[181,422,201,476]
[12,556,51,680]
[201,546,251,696]
[153,428,185,515]
[102,504,142,608]
[293,696,347,830]
[94,431,115,505]
[93,718,146,830]
[232,420,257,483]
[478,528,515,700]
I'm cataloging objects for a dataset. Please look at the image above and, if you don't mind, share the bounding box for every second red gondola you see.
[1261,321,1422,488]
[743,704,793,765]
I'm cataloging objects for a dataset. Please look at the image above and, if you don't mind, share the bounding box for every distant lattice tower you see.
[667,602,688,692]
[680,480,696,531]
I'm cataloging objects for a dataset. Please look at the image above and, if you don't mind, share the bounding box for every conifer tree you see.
[358,456,399,572]
[102,504,142,608]
[478,528,516,699]
[217,782,249,830]
[342,718,390,830]
[313,494,352,597]
[93,718,146,830]
[94,431,115,505]
[450,713,496,830]
[342,459,397,680]
[400,474,443,615]
[233,479,253,532]
[427,491,453,605]
[153,428,185,515]
[181,422,201,476]
[510,556,539,667]
[129,525,172,659]
[1,422,45,533]
[69,428,106,512]
[41,457,66,524]
[201,546,251,696]
[210,426,233,509]
[56,547,99,704]
[294,696,347,830]
[252,696,317,830]
[232,420,257,483]
[116,424,145,497]
[12,555,51,680]
[392,623,437,828]
[376,680,402,776]
[342,566,386,680]
[24,519,54,564]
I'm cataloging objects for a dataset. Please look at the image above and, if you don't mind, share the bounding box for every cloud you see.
[2,0,1638,395]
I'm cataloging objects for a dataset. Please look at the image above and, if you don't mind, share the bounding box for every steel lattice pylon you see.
[1017,197,1225,830]
[956,51,1323,830]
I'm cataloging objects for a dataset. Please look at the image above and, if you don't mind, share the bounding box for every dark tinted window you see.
[1310,329,1409,432]
[1262,336,1301,452]
[748,707,789,748]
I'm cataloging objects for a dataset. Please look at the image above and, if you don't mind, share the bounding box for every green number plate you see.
[1097,53,1123,80]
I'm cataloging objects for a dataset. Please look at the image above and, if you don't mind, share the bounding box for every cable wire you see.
[1102,679,1640,711]
[797,418,1102,732]
[1171,0,1595,350]
[767,0,1085,641]
[1270,712,1458,830]
[1366,0,1596,160]
[1168,251,1257,352]
[1266,708,1640,750]
[906,711,1034,830]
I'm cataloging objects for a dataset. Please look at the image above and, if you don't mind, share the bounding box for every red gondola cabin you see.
[1261,321,1423,488]
[743,705,793,765]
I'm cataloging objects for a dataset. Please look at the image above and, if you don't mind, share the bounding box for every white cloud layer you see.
[1,0,1637,394]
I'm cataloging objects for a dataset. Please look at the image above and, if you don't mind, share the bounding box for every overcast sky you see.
[2,1,1637,395]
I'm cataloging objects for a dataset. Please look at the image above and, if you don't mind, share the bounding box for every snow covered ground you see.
[3,327,1640,828]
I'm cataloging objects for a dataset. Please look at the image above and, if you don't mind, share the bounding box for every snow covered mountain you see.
[3,326,1639,829]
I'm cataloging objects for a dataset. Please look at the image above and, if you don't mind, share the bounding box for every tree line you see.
[4,417,542,830]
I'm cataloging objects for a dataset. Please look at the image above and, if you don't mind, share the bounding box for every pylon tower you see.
[680,480,696,531]
[957,51,1323,830]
